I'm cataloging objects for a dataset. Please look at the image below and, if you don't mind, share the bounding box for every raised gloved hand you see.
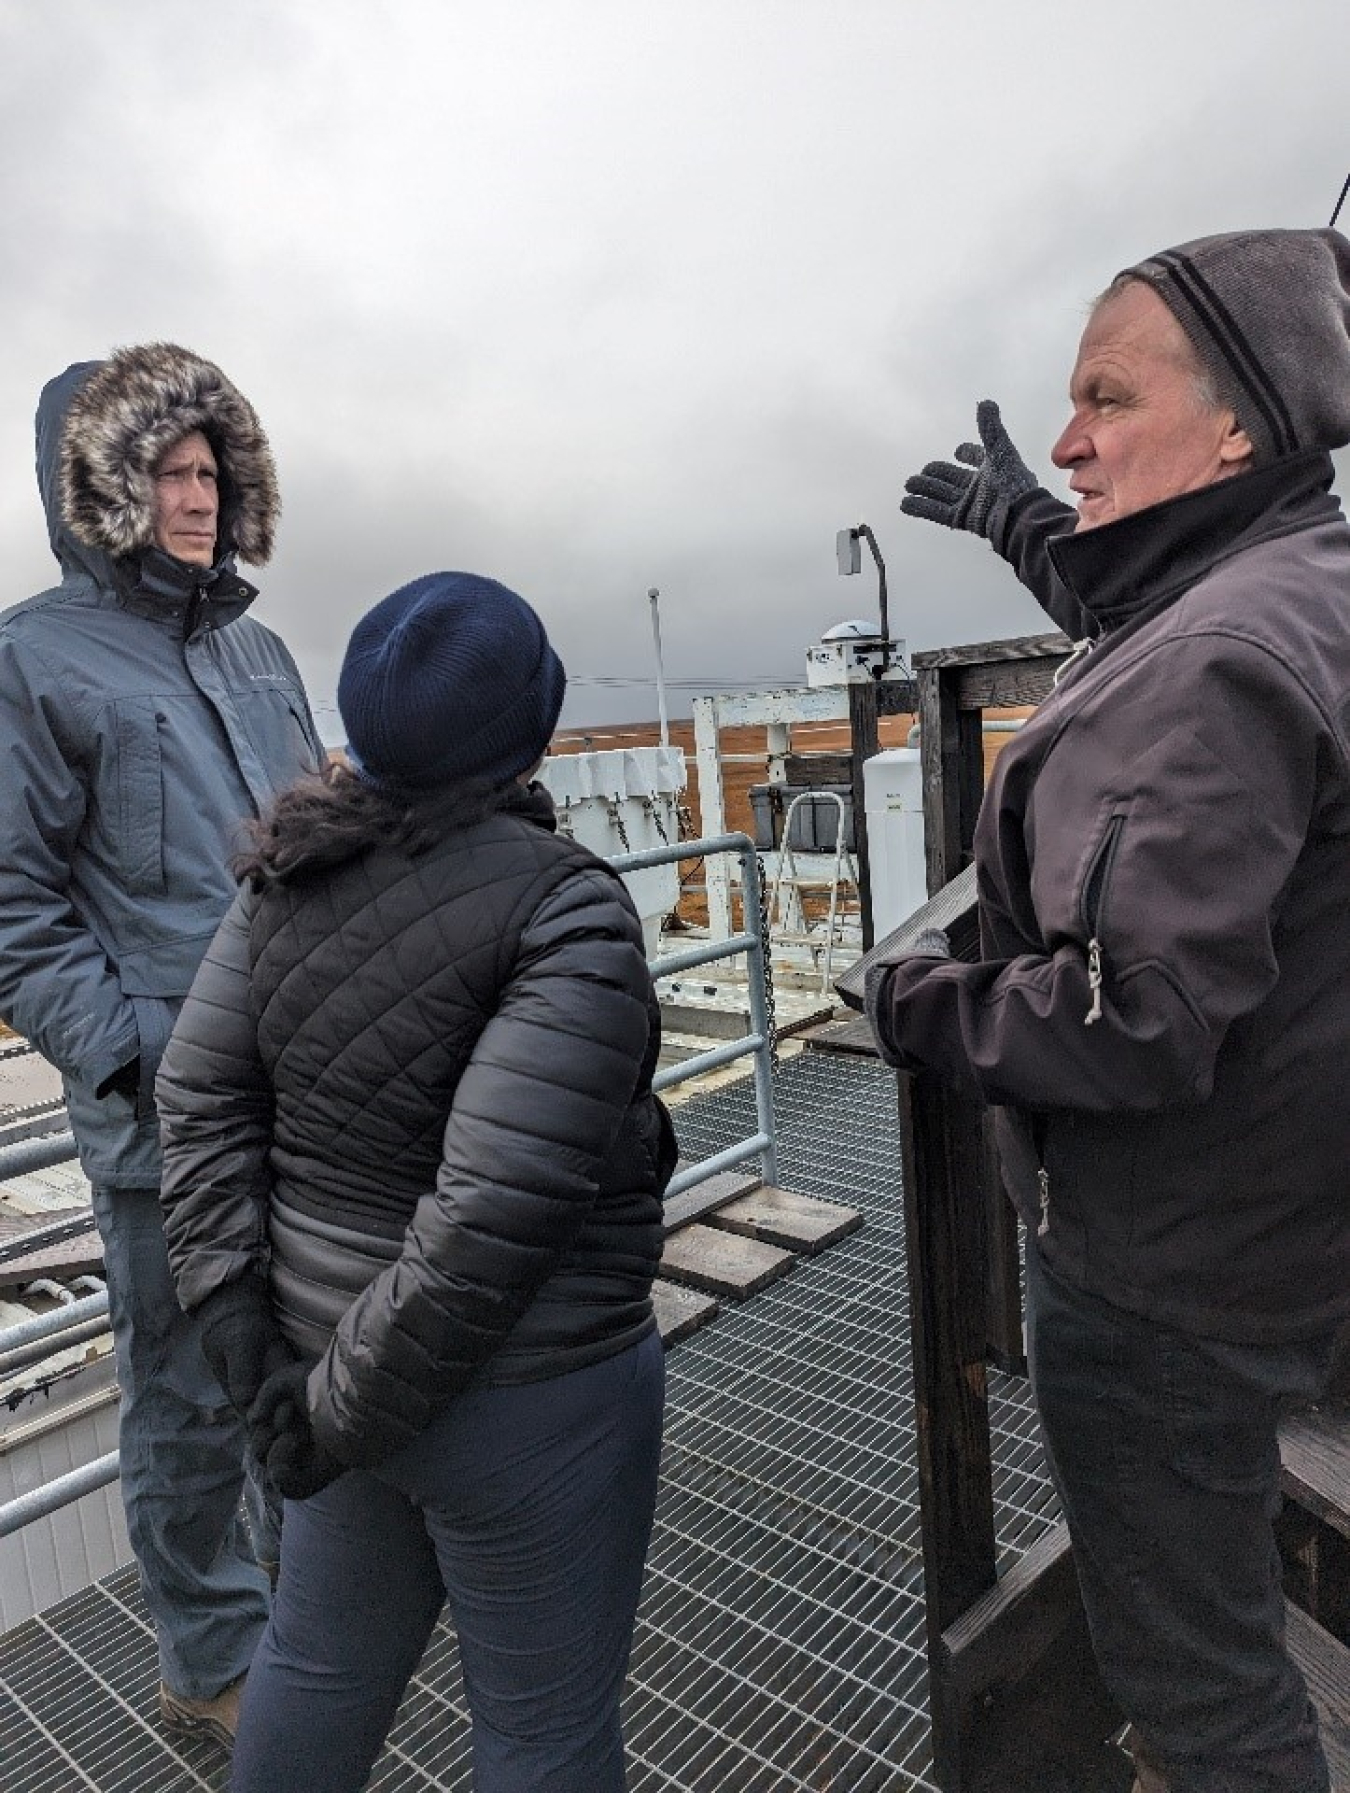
[901,401,1039,539]
[248,1362,344,1501]
[195,1275,297,1421]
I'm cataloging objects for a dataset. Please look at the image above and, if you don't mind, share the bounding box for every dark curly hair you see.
[234,760,506,887]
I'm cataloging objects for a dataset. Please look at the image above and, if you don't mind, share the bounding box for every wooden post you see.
[898,1068,998,1786]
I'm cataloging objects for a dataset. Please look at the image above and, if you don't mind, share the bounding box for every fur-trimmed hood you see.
[41,343,279,569]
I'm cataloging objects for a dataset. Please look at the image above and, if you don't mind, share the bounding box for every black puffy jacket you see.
[158,783,674,1467]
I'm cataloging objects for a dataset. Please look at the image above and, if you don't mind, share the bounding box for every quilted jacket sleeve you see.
[307,861,654,1468]
[157,886,275,1309]
[0,630,139,1089]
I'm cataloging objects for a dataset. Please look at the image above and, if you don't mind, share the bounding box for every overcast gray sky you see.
[2,1,1346,735]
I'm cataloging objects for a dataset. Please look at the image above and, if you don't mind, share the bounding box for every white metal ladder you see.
[768,790,861,993]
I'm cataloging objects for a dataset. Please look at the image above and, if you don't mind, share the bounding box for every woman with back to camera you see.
[155,570,675,1793]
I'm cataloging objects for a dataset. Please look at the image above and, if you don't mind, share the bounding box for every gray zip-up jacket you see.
[872,453,1350,1344]
[0,353,323,1186]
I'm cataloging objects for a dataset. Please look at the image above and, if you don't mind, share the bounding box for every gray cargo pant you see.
[1026,1243,1335,1793]
[91,1184,274,1700]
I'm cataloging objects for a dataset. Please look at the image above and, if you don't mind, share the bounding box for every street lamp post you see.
[835,525,890,671]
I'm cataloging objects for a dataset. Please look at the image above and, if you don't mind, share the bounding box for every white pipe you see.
[905,720,1026,747]
[648,587,670,748]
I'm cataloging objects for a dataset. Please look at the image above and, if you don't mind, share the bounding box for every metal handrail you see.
[0,833,780,1539]
[613,831,778,1191]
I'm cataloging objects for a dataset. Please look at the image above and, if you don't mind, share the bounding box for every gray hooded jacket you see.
[0,348,323,1186]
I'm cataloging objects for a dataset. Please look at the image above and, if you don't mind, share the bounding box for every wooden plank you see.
[1286,1600,1350,1790]
[954,658,1065,712]
[1281,1401,1350,1541]
[939,1521,1125,1792]
[834,861,980,1010]
[911,633,1070,673]
[659,1224,795,1299]
[800,1014,879,1057]
[662,1164,762,1234]
[783,751,854,787]
[708,1185,863,1256]
[651,1279,720,1346]
[942,1522,1080,1699]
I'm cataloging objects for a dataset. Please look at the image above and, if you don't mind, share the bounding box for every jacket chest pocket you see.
[237,685,322,786]
[114,698,166,895]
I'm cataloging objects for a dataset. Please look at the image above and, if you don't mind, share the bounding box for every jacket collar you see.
[501,780,559,832]
[113,546,258,633]
[1047,450,1341,631]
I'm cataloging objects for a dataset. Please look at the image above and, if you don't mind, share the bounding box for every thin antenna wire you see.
[1331,172,1350,231]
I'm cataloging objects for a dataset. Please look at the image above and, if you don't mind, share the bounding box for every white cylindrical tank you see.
[535,746,686,959]
[863,748,928,941]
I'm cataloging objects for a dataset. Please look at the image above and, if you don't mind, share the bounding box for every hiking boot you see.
[159,1673,245,1750]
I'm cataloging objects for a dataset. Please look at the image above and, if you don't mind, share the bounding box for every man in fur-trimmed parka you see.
[0,344,324,1747]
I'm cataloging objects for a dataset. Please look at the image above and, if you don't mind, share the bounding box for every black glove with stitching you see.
[248,1362,344,1501]
[901,401,1038,539]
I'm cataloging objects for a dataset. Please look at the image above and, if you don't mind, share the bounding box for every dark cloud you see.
[2,3,1346,728]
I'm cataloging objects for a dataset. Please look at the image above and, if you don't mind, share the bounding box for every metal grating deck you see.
[0,1051,1060,1791]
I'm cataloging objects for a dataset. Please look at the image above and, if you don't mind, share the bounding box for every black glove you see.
[901,401,1038,539]
[195,1276,297,1422]
[248,1362,344,1501]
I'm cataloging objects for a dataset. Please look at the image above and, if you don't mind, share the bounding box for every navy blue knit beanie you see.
[338,571,566,790]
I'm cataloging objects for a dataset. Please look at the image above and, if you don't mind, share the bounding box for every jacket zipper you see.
[1030,1115,1051,1238]
[1079,814,1125,1027]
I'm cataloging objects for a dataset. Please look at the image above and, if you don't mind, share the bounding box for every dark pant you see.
[91,1184,272,1700]
[230,1331,665,1793]
[1025,1245,1335,1793]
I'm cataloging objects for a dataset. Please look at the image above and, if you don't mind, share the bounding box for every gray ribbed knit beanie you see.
[1120,228,1350,462]
[338,571,566,790]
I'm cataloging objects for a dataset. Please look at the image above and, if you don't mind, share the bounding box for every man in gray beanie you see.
[871,228,1350,1792]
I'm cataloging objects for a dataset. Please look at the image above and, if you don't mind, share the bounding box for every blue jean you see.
[230,1330,666,1793]
[91,1184,273,1699]
[1025,1243,1335,1793]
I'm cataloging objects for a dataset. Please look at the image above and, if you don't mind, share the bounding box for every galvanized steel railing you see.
[613,832,778,1194]
[0,832,779,1539]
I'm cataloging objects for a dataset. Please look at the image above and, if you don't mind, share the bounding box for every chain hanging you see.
[754,851,781,1072]
[605,798,631,852]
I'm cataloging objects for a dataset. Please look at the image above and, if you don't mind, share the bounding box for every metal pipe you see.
[905,719,1026,747]
[662,1133,772,1202]
[0,1130,78,1180]
[852,525,889,670]
[0,1289,109,1356]
[0,1316,112,1378]
[649,934,758,981]
[653,1032,764,1093]
[648,587,670,748]
[0,1451,120,1541]
[610,831,752,876]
